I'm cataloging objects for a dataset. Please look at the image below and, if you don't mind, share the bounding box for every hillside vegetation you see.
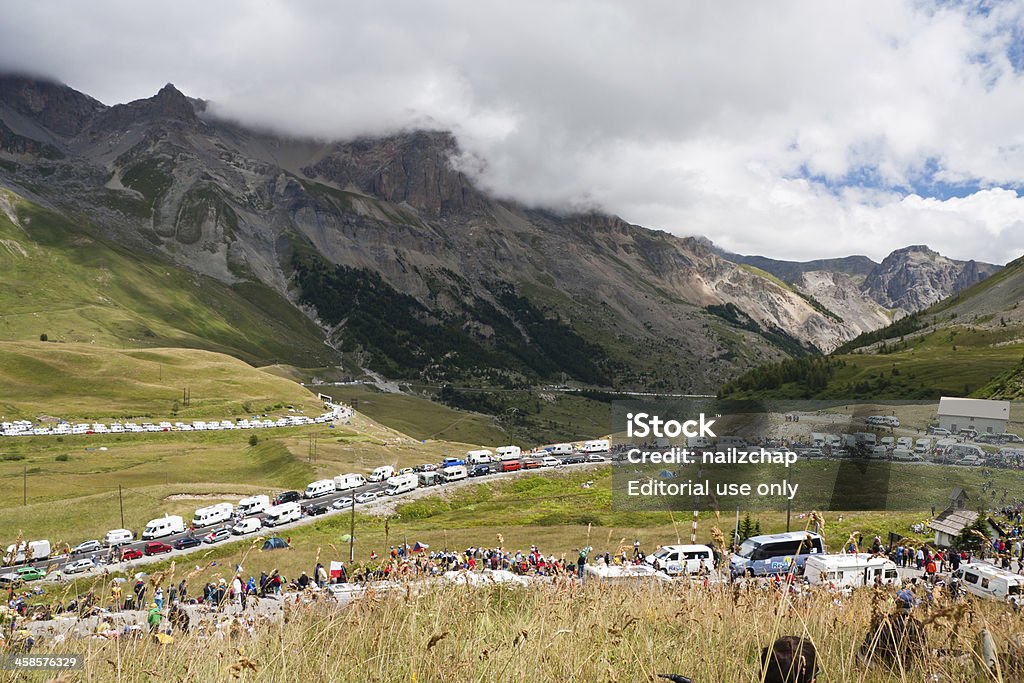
[0,188,336,367]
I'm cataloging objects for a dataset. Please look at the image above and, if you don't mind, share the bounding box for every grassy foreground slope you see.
[0,187,335,367]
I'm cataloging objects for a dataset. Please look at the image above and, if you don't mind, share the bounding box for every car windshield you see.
[652,548,672,560]
[737,540,760,559]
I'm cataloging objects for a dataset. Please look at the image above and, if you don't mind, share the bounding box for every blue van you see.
[729,531,825,578]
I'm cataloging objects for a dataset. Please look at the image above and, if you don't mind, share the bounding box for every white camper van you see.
[495,446,521,461]
[441,465,468,483]
[103,529,134,547]
[263,501,301,527]
[334,473,366,491]
[192,503,234,528]
[915,438,931,454]
[467,449,493,464]
[804,554,901,588]
[304,479,336,499]
[369,465,396,482]
[385,474,419,496]
[583,439,610,453]
[891,448,919,462]
[143,515,185,540]
[644,544,715,576]
[954,562,1024,601]
[237,494,270,516]
[4,540,51,564]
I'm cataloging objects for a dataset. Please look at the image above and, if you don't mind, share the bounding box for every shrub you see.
[248,434,259,447]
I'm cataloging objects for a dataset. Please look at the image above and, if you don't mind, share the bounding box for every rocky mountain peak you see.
[863,245,999,314]
[92,82,198,131]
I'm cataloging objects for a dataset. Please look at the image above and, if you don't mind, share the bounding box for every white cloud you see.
[2,0,1024,263]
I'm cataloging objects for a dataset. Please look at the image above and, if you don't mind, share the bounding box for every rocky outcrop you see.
[862,245,999,315]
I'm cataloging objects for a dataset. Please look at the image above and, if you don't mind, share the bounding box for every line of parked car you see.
[2,441,613,583]
[0,411,341,438]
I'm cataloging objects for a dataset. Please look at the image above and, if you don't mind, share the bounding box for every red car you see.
[523,459,542,470]
[120,548,143,561]
[500,461,522,472]
[144,541,173,556]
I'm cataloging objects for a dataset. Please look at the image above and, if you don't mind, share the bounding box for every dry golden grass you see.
[14,580,1024,682]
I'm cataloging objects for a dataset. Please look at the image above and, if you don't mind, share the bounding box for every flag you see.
[330,561,344,580]
[413,542,429,552]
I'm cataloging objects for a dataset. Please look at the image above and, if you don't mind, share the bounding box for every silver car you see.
[63,558,96,574]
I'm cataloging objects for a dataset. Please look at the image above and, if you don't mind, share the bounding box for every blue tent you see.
[658,470,675,479]
[262,537,289,551]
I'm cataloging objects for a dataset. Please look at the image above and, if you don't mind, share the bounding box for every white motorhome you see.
[891,448,919,462]
[103,529,134,547]
[467,449,493,464]
[896,437,913,449]
[549,443,573,455]
[583,439,610,453]
[915,438,931,454]
[237,494,270,516]
[385,474,419,496]
[192,503,234,528]
[954,562,1024,601]
[810,433,827,448]
[304,479,336,499]
[441,465,468,483]
[880,436,895,449]
[855,432,877,447]
[334,473,366,491]
[870,446,888,459]
[4,540,51,564]
[495,446,521,461]
[644,544,715,576]
[142,515,185,540]
[263,501,301,527]
[804,554,901,588]
[369,465,396,482]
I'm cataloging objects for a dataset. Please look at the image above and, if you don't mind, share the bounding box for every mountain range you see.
[0,74,1007,392]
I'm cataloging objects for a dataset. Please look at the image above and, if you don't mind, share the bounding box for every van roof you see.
[748,531,822,543]
[961,562,1024,580]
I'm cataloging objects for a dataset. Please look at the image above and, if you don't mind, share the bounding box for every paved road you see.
[3,454,610,582]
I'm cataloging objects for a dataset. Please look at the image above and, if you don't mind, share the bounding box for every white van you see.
[550,443,573,455]
[142,515,185,540]
[192,502,234,528]
[263,501,301,527]
[891,448,918,462]
[441,465,468,483]
[304,479,336,499]
[954,562,1024,600]
[237,494,270,516]
[4,540,51,564]
[804,554,901,588]
[334,473,366,491]
[385,474,419,496]
[231,517,263,535]
[369,465,396,482]
[495,446,521,461]
[103,529,134,547]
[467,449,493,464]
[915,438,931,454]
[896,437,913,449]
[583,439,610,453]
[644,544,715,576]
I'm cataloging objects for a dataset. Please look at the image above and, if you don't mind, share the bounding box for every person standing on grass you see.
[232,574,244,611]
[147,602,163,634]
[134,579,146,608]
[577,546,591,579]
[111,583,122,613]
[178,579,187,603]
[154,586,164,610]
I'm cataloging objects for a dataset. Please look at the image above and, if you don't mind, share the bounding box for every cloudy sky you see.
[3,1,1024,263]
